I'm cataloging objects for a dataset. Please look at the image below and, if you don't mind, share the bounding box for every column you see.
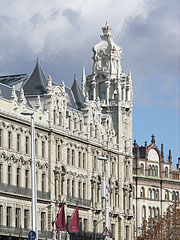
[105,80,110,105]
[92,81,96,100]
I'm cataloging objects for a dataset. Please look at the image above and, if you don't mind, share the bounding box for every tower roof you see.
[23,58,48,96]
[71,76,84,109]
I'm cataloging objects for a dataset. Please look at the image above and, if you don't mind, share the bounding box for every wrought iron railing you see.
[0,183,50,200]
[67,196,91,208]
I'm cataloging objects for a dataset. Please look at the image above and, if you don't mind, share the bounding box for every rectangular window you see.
[83,153,86,169]
[25,136,29,154]
[54,110,56,125]
[112,162,114,176]
[0,129,2,147]
[79,218,82,233]
[6,207,12,227]
[72,180,75,197]
[80,120,82,132]
[84,219,87,234]
[59,112,62,126]
[25,169,29,189]
[8,131,11,149]
[78,182,81,199]
[42,141,45,158]
[15,208,21,228]
[67,179,70,196]
[24,209,29,229]
[67,148,70,164]
[0,205,3,225]
[72,150,75,166]
[17,168,20,186]
[61,179,64,195]
[35,139,37,155]
[41,212,46,231]
[17,134,20,152]
[0,164,2,184]
[94,156,96,170]
[42,173,45,192]
[78,152,81,168]
[57,144,60,160]
[83,183,86,199]
[8,165,11,185]
[126,226,129,240]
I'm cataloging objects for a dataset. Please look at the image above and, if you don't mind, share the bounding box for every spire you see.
[161,144,164,158]
[11,85,17,102]
[23,58,48,95]
[46,75,52,94]
[19,88,26,104]
[101,22,114,41]
[151,134,155,144]
[71,75,85,109]
[35,95,42,110]
[168,149,172,162]
[81,66,86,96]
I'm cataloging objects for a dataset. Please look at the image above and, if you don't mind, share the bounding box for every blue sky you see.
[0,0,179,167]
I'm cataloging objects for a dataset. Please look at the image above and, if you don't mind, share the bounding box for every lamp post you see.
[98,157,111,240]
[21,111,37,239]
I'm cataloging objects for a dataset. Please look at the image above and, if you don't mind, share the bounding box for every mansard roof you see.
[23,59,48,96]
[71,76,84,109]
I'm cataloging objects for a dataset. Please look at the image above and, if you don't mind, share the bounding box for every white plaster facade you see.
[0,24,134,240]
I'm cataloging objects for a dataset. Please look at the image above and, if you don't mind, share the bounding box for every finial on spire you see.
[151,134,155,144]
[19,88,26,104]
[46,75,52,94]
[101,22,114,41]
[81,66,86,96]
[74,74,77,81]
[11,85,17,102]
[168,149,172,162]
[161,144,164,157]
[36,57,40,65]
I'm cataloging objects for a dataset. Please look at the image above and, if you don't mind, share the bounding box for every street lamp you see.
[98,157,111,240]
[21,111,37,239]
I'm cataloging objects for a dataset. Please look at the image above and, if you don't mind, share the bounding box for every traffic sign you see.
[28,230,36,240]
[102,227,111,237]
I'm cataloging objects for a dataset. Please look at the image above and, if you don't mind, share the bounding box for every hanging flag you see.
[69,205,80,233]
[56,203,66,231]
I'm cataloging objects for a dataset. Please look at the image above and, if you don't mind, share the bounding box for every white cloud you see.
[0,0,155,60]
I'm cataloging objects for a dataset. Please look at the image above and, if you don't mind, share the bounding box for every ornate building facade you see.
[0,24,134,240]
[133,135,180,238]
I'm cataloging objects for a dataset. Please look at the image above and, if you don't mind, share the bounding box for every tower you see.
[85,23,133,152]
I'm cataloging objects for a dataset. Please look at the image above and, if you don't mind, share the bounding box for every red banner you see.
[56,203,66,231]
[69,205,80,233]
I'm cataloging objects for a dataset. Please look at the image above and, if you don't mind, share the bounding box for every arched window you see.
[149,207,152,218]
[155,166,158,177]
[156,208,160,216]
[142,206,146,220]
[172,191,176,201]
[148,165,152,176]
[133,186,135,198]
[152,165,156,176]
[165,167,169,178]
[176,192,179,201]
[148,188,152,199]
[140,187,145,198]
[133,205,135,216]
[152,189,156,200]
[140,163,144,175]
[165,190,169,200]
[152,207,156,218]
[155,190,159,200]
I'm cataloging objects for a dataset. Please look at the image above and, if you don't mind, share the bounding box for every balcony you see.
[0,225,53,239]
[0,183,50,200]
[67,196,91,208]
